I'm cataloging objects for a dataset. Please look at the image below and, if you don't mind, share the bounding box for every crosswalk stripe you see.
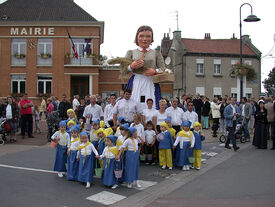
[0,164,56,174]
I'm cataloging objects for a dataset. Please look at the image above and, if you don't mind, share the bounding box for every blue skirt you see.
[101,158,117,186]
[77,155,94,183]
[53,144,67,172]
[175,142,191,167]
[124,150,140,183]
[117,153,125,182]
[98,140,105,155]
[67,150,79,181]
[92,140,99,149]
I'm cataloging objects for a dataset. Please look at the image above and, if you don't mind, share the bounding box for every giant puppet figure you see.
[109,26,170,110]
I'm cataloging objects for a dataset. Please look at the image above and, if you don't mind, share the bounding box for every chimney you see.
[204,33,211,39]
[231,33,237,39]
[242,35,251,43]
[173,31,182,41]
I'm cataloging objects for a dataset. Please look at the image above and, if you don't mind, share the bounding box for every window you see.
[213,87,222,98]
[213,59,221,75]
[231,60,239,77]
[196,87,205,96]
[70,38,93,65]
[196,59,204,75]
[37,75,52,94]
[246,88,252,99]
[244,60,252,65]
[11,39,26,66]
[37,39,52,66]
[231,88,237,98]
[11,75,26,94]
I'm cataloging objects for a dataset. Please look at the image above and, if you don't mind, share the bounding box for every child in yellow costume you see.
[158,122,174,170]
[193,122,205,170]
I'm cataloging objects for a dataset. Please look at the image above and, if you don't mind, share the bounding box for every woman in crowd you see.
[142,98,157,126]
[4,96,19,142]
[253,100,268,149]
[210,98,221,137]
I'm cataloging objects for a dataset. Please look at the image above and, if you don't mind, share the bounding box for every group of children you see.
[51,108,206,189]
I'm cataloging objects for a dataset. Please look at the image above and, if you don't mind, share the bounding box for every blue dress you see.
[175,142,193,167]
[124,150,140,183]
[67,150,79,181]
[77,155,94,183]
[54,144,68,172]
[102,158,117,186]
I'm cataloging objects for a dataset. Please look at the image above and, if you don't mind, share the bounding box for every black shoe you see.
[225,145,232,149]
[234,146,240,151]
[28,135,35,138]
[270,148,275,150]
[213,134,217,137]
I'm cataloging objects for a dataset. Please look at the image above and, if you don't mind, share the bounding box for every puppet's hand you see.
[144,68,156,76]
[130,59,144,70]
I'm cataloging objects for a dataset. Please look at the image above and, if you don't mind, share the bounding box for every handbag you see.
[114,160,123,179]
[50,140,58,148]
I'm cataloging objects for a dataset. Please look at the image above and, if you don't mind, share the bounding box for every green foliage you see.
[263,67,275,95]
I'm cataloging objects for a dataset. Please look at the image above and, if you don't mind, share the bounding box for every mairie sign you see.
[11,27,55,36]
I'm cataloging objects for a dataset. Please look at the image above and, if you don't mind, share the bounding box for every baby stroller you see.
[0,118,9,145]
[219,116,246,143]
[46,111,60,142]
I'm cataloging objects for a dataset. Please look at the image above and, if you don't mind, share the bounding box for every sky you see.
[74,0,275,92]
[0,0,274,92]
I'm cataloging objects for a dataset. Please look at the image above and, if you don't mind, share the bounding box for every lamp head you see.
[244,14,261,22]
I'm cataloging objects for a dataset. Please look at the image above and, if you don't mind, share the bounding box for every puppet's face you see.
[137,30,152,49]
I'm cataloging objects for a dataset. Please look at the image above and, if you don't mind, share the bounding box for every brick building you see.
[161,31,261,101]
[0,0,173,103]
[0,0,105,103]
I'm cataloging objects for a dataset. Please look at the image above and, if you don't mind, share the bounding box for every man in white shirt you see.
[113,89,142,128]
[104,94,116,127]
[72,95,80,111]
[166,98,184,133]
[183,102,198,129]
[83,95,104,121]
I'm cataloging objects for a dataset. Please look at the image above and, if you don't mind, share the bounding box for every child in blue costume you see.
[116,123,129,182]
[77,132,99,188]
[173,121,195,171]
[67,124,80,181]
[99,135,119,189]
[90,119,100,147]
[158,122,174,170]
[116,127,144,188]
[51,121,70,178]
[193,122,205,170]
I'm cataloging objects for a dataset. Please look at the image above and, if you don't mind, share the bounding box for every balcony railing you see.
[64,55,96,66]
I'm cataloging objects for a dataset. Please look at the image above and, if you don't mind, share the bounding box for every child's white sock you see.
[127,183,132,188]
[86,182,91,188]
[162,165,166,169]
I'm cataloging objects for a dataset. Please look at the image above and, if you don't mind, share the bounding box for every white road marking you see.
[0,164,56,174]
[86,191,126,205]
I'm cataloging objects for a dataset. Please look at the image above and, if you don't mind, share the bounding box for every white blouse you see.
[69,137,80,151]
[154,110,169,125]
[174,131,195,149]
[117,135,127,150]
[122,138,139,151]
[51,131,70,146]
[77,142,98,157]
[100,146,118,159]
[142,108,157,123]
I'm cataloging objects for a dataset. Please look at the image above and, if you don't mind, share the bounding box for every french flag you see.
[68,32,78,59]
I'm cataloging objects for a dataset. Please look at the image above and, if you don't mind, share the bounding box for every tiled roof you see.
[182,38,256,55]
[0,0,97,22]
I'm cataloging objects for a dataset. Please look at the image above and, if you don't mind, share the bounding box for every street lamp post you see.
[239,3,260,102]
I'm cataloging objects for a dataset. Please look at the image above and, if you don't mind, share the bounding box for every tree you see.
[263,67,275,95]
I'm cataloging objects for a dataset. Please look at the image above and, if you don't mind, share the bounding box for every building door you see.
[71,76,89,99]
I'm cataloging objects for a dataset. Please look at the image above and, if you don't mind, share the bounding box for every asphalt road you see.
[0,141,227,207]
